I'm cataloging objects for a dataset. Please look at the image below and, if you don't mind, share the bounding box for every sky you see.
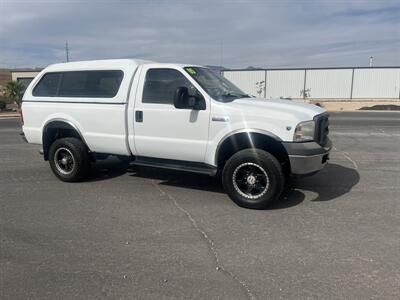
[0,0,399,69]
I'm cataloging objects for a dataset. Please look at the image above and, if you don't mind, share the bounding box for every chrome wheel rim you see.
[232,162,269,199]
[54,147,75,175]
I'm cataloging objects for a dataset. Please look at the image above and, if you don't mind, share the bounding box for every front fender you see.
[204,124,286,166]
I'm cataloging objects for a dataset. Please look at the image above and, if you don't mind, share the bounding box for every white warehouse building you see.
[222,67,400,103]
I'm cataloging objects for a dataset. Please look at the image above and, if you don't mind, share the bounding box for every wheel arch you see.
[215,130,290,171]
[42,119,89,160]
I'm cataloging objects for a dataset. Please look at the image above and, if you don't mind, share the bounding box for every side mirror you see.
[174,87,189,109]
[174,87,205,110]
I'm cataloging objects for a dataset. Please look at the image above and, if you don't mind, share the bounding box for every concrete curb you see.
[0,114,20,119]
[306,99,400,111]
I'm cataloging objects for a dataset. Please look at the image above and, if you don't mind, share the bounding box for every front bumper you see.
[282,139,332,175]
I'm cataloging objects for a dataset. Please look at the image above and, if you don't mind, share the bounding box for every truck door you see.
[133,65,210,162]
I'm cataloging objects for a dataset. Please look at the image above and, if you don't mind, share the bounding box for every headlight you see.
[294,120,315,142]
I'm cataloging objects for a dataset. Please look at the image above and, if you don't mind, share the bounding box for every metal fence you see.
[222,67,400,100]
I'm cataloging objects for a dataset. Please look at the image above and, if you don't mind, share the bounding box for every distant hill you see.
[205,65,226,74]
[0,70,12,96]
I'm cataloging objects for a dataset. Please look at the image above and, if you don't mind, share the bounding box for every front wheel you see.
[48,137,90,182]
[222,149,285,209]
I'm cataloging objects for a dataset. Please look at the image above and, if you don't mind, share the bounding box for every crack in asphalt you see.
[151,180,257,300]
[333,146,359,170]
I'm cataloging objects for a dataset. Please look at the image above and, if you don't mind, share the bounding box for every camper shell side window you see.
[32,70,124,98]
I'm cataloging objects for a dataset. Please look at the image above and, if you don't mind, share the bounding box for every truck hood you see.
[222,97,325,122]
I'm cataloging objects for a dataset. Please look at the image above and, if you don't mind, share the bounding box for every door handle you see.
[135,110,143,122]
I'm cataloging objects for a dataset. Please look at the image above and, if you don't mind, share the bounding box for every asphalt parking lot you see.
[1,111,399,299]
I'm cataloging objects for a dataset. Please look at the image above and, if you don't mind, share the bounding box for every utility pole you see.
[369,56,373,67]
[65,41,70,62]
[220,39,224,69]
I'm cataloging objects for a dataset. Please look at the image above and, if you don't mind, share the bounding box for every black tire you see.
[48,137,90,182]
[222,149,285,209]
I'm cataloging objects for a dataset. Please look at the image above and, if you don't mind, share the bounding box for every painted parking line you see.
[330,132,400,137]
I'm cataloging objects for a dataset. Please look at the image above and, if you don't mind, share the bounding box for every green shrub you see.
[0,101,6,111]
[3,81,24,108]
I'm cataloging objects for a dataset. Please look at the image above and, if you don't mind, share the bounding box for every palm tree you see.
[3,81,24,108]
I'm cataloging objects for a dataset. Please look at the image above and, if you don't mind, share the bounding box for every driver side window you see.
[142,68,199,104]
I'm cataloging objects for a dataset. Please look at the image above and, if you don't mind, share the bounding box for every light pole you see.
[369,56,373,67]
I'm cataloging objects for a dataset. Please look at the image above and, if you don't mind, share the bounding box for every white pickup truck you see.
[22,59,331,209]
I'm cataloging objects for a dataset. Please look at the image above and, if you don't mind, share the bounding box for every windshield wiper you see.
[221,93,250,98]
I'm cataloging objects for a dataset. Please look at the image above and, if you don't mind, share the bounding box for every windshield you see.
[184,67,250,102]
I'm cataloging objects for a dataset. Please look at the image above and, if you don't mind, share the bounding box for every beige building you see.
[0,68,42,93]
[11,69,42,91]
[0,68,41,107]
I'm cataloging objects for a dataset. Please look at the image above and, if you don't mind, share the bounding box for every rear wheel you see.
[48,137,90,182]
[222,149,284,209]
